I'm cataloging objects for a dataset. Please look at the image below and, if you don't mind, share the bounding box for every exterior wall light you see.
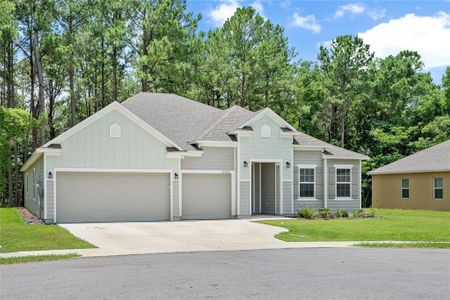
[243,161,248,167]
[285,161,291,168]
[48,171,53,179]
[174,172,179,180]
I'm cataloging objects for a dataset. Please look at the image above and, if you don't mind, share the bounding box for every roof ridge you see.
[196,106,238,141]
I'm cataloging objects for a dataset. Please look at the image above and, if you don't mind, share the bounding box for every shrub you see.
[317,208,332,219]
[298,208,314,219]
[336,209,348,218]
[349,209,375,218]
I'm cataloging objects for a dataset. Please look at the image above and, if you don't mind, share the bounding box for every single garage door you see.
[56,172,170,223]
[182,173,231,219]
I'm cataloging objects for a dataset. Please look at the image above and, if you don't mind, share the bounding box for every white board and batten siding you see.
[24,157,44,218]
[45,109,180,222]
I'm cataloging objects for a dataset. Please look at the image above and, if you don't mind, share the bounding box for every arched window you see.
[261,124,271,138]
[110,123,121,138]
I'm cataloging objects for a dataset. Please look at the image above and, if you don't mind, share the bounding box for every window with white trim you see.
[434,178,443,199]
[401,178,409,199]
[299,167,315,198]
[336,168,351,198]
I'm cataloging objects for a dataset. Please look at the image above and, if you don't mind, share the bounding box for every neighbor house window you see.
[336,167,351,198]
[299,167,315,199]
[434,178,443,199]
[401,179,409,199]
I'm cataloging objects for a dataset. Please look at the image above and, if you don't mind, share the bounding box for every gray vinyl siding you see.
[24,157,44,218]
[293,150,324,211]
[239,181,251,216]
[46,180,54,222]
[327,159,361,210]
[173,180,180,218]
[282,181,292,214]
[181,147,234,170]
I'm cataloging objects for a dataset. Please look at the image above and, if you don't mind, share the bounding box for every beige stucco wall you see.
[372,172,450,211]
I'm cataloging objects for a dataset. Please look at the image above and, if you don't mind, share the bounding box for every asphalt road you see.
[1,248,449,299]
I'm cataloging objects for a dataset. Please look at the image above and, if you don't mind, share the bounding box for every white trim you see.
[240,179,250,182]
[54,168,172,173]
[294,146,325,151]
[282,179,292,182]
[259,163,262,214]
[231,171,236,216]
[237,142,240,216]
[178,159,182,218]
[297,198,318,201]
[323,157,328,208]
[324,155,368,160]
[53,170,57,223]
[43,153,47,219]
[241,108,297,132]
[278,164,282,214]
[42,101,182,150]
[298,165,317,200]
[291,146,294,214]
[369,168,450,175]
[335,166,352,199]
[358,160,362,209]
[252,163,256,214]
[181,169,232,174]
[170,171,173,221]
[196,141,237,148]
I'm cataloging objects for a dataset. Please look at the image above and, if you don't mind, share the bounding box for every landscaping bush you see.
[298,208,314,220]
[348,209,375,218]
[317,208,333,219]
[335,209,348,218]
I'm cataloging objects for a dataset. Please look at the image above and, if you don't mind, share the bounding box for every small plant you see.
[336,209,348,218]
[359,208,375,218]
[317,208,332,219]
[298,208,314,220]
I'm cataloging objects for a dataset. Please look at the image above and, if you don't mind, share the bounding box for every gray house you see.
[21,93,369,223]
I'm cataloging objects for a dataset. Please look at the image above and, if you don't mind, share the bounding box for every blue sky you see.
[186,0,450,83]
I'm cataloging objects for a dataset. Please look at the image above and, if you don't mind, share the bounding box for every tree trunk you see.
[112,46,118,102]
[68,17,77,126]
[101,36,105,107]
[32,29,45,147]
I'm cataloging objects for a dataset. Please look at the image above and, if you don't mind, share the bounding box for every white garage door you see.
[56,172,170,223]
[182,173,231,219]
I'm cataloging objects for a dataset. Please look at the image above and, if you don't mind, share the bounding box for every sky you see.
[186,0,450,83]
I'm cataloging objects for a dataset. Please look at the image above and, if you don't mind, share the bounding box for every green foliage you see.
[298,208,314,220]
[335,209,348,218]
[317,208,333,219]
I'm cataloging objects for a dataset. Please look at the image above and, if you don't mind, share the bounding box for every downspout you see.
[323,156,328,208]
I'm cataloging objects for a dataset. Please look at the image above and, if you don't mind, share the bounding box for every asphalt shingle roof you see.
[121,93,368,160]
[369,139,450,175]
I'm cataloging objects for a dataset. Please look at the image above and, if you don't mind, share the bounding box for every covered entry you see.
[55,171,171,223]
[182,172,232,219]
[252,162,280,215]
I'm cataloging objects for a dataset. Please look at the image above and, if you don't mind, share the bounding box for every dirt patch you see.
[16,207,43,224]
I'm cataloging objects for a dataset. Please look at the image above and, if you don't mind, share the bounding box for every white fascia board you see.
[241,108,297,132]
[322,154,368,160]
[294,145,325,151]
[21,148,61,172]
[196,141,237,148]
[42,101,183,151]
[227,130,252,136]
[334,164,354,169]
[368,168,450,175]
[184,151,203,157]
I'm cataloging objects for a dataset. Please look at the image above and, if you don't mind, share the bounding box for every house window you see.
[434,178,443,199]
[299,167,315,198]
[401,178,409,199]
[336,168,351,198]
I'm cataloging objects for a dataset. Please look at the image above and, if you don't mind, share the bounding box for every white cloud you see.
[359,12,450,69]
[335,3,365,18]
[291,12,321,33]
[208,0,240,26]
[367,8,386,20]
[208,0,266,26]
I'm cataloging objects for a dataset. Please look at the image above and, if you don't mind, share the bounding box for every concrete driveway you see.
[60,218,353,257]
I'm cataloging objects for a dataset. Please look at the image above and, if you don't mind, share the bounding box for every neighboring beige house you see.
[21,93,368,223]
[369,140,450,211]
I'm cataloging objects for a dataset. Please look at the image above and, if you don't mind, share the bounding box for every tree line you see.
[1,0,449,207]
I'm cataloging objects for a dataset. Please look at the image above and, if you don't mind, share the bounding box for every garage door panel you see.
[56,172,170,223]
[182,174,231,219]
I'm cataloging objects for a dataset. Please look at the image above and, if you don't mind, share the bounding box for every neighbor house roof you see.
[368,139,450,175]
[293,132,369,160]
[121,92,367,159]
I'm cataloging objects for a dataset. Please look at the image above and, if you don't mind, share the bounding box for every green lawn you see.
[0,254,80,264]
[258,209,450,247]
[0,208,95,253]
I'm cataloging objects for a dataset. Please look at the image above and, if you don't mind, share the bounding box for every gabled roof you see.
[369,139,450,175]
[293,132,369,160]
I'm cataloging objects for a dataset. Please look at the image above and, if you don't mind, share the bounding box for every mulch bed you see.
[16,207,43,224]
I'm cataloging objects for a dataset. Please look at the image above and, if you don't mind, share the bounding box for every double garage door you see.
[56,172,170,223]
[55,171,232,223]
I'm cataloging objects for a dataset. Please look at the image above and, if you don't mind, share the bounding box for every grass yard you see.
[0,208,94,253]
[0,254,80,264]
[258,209,450,247]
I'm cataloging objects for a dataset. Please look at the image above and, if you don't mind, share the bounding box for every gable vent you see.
[110,123,121,138]
[261,124,271,138]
